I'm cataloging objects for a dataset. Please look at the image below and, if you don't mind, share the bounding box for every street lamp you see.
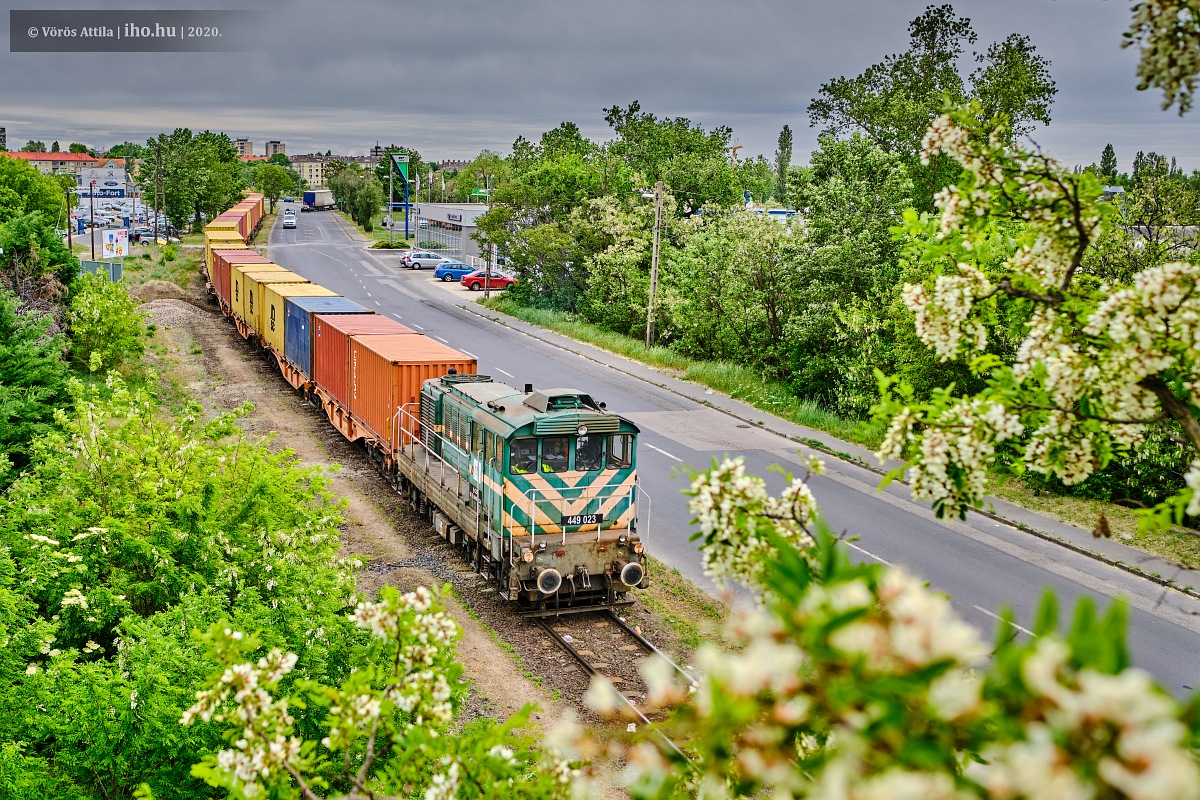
[642,180,664,348]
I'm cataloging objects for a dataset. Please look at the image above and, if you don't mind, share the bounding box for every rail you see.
[605,611,697,688]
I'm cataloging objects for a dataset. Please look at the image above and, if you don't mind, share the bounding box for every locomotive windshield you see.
[510,433,634,474]
[575,436,603,471]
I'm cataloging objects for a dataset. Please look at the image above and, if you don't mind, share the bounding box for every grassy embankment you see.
[477,296,1200,575]
[335,209,415,248]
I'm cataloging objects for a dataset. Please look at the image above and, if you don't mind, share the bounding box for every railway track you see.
[535,610,695,758]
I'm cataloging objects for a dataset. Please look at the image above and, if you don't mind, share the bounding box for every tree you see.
[371,144,424,203]
[19,140,45,153]
[49,141,60,153]
[0,155,70,225]
[67,142,88,154]
[0,287,69,487]
[774,124,793,205]
[1100,142,1118,180]
[66,273,147,372]
[142,129,245,230]
[808,4,1055,209]
[1124,0,1200,113]
[267,152,290,168]
[254,163,294,212]
[0,211,79,290]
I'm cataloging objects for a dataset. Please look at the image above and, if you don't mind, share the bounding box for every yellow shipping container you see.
[205,241,248,275]
[230,264,294,328]
[260,283,337,355]
[241,270,310,335]
[204,231,246,271]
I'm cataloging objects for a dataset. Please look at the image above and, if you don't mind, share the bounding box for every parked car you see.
[433,261,474,282]
[406,251,452,270]
[461,270,517,291]
[282,215,297,229]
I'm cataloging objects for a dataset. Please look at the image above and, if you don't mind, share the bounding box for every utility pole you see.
[645,180,663,348]
[65,187,72,250]
[388,149,394,247]
[154,139,162,242]
[89,180,96,260]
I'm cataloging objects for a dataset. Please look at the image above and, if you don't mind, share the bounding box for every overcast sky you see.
[2,0,1197,172]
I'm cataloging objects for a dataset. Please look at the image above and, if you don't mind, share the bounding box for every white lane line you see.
[643,442,682,462]
[974,605,1035,637]
[366,292,372,297]
[843,540,893,566]
[375,301,381,306]
[461,350,477,358]
[411,323,424,330]
[495,368,515,378]
[435,336,450,344]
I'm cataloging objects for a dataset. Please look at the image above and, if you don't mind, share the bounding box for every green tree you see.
[0,211,79,288]
[142,129,245,231]
[267,152,290,167]
[254,163,294,212]
[19,141,46,152]
[49,141,60,153]
[808,4,1055,209]
[0,156,69,225]
[67,142,88,154]
[66,274,147,372]
[0,287,69,486]
[774,124,793,204]
[1100,143,1119,180]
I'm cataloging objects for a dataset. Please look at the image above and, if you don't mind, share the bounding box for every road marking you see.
[435,336,450,344]
[461,350,477,358]
[411,323,424,330]
[496,368,515,378]
[366,292,372,297]
[974,605,1035,637]
[843,540,893,566]
[643,442,682,462]
[375,301,381,306]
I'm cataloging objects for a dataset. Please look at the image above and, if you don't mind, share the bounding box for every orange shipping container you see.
[260,283,337,355]
[348,334,476,449]
[311,314,418,409]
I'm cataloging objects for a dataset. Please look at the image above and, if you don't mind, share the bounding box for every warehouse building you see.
[415,203,490,262]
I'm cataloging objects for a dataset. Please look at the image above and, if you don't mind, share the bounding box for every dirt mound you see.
[129,280,194,304]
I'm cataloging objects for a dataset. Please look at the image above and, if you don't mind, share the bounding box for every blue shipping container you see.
[284,295,372,377]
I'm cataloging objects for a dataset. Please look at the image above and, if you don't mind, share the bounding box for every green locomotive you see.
[390,373,648,615]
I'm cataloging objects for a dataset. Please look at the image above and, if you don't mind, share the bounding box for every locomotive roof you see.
[440,378,638,437]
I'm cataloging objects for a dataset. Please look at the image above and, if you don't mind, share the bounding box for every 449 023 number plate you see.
[561,513,603,526]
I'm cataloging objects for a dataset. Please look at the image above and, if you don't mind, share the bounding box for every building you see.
[233,138,254,158]
[265,140,286,157]
[0,128,6,151]
[415,202,490,262]
[3,151,123,176]
[291,155,327,187]
[439,159,470,172]
[370,142,385,159]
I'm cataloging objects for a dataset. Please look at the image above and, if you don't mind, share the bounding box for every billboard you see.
[102,229,128,259]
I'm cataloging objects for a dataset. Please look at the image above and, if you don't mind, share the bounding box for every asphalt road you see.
[265,209,1200,693]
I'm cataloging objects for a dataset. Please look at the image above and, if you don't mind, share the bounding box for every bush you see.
[66,274,147,371]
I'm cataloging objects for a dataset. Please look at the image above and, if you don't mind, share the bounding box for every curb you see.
[456,301,1200,602]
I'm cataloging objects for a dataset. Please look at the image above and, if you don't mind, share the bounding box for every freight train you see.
[201,197,649,615]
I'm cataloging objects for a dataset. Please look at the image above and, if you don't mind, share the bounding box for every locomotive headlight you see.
[633,542,644,554]
[619,561,645,588]
[522,549,534,563]
[577,425,588,436]
[618,534,627,546]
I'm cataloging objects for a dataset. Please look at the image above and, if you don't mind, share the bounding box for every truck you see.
[302,189,335,211]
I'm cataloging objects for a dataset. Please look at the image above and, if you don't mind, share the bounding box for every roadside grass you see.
[119,238,203,288]
[335,209,415,247]
[479,296,878,448]
[640,556,729,653]
[988,478,1200,574]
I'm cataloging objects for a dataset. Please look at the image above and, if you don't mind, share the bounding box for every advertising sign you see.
[102,228,128,259]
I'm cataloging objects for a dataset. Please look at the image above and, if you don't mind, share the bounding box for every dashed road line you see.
[974,605,1035,637]
[644,442,682,462]
[843,540,893,566]
[496,368,515,378]
[435,336,450,344]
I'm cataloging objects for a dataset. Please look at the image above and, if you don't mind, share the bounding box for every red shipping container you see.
[311,314,416,409]
[349,334,476,449]
[211,249,270,307]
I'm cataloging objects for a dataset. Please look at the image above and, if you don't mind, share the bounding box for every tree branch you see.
[1139,376,1200,454]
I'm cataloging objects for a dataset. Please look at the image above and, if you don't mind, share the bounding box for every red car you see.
[461,270,517,291]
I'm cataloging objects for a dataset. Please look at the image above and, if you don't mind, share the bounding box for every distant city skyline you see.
[2,0,1197,173]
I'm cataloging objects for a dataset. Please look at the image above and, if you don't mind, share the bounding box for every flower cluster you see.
[686,456,819,592]
[902,262,993,361]
[876,398,1024,519]
[180,639,303,798]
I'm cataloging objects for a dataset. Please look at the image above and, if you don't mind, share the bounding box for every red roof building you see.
[3,152,124,174]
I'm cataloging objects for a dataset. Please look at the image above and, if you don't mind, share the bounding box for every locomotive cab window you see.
[608,434,633,469]
[510,438,537,474]
[540,436,570,473]
[575,435,603,471]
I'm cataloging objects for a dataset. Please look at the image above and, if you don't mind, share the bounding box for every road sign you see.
[390,152,409,179]
[102,228,128,259]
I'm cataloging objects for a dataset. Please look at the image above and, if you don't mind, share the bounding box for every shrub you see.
[66,274,147,371]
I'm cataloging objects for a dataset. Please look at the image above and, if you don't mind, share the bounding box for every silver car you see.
[407,251,452,270]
